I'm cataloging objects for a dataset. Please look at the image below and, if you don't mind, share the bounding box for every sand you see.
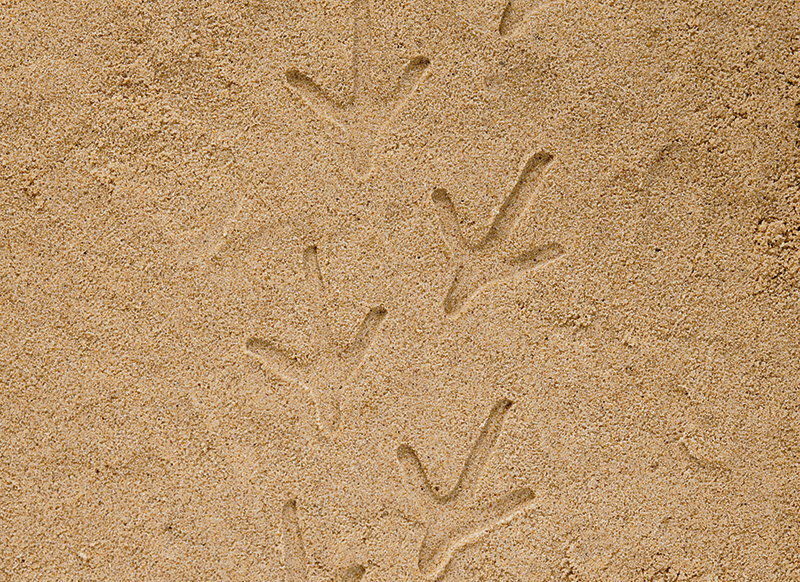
[1,0,799,580]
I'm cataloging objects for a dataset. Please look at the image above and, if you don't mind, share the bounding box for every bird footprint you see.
[432,151,564,317]
[397,399,536,578]
[285,0,431,179]
[246,245,387,433]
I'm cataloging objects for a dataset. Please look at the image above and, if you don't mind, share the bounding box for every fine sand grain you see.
[1,0,799,580]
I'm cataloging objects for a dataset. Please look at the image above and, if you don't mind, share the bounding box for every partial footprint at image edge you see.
[396,398,537,578]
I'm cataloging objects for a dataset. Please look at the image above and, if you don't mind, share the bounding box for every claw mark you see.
[432,151,564,317]
[396,399,536,578]
[285,0,431,178]
[281,500,366,582]
[246,245,387,433]
[498,0,553,37]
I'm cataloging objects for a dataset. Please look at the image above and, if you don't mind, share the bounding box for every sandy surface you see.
[1,0,799,580]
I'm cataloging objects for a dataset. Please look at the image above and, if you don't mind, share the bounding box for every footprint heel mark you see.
[245,245,387,433]
[396,399,536,578]
[284,0,430,178]
[498,0,553,37]
[432,151,563,317]
[281,500,366,582]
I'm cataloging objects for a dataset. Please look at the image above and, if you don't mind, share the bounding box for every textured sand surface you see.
[1,0,799,580]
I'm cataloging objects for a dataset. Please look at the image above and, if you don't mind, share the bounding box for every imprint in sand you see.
[246,245,387,433]
[282,500,366,582]
[432,151,564,317]
[396,399,537,578]
[285,0,431,179]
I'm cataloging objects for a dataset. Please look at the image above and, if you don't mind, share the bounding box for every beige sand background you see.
[1,0,800,580]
